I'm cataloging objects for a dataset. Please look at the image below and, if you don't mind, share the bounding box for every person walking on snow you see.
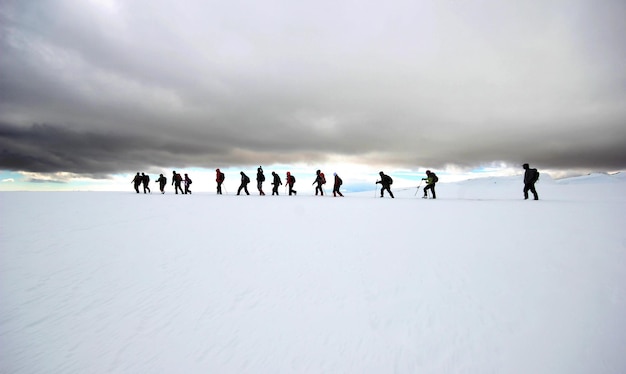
[422,170,438,199]
[286,172,297,195]
[312,169,326,196]
[271,171,282,195]
[131,172,142,193]
[155,174,167,194]
[333,173,344,197]
[215,168,225,195]
[522,163,540,200]
[256,166,266,195]
[376,171,394,198]
[237,171,251,195]
[172,171,184,194]
[184,173,192,194]
[141,173,151,193]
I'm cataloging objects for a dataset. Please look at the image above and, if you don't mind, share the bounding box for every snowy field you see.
[1,174,625,373]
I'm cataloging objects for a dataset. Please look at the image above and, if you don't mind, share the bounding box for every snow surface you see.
[1,175,625,373]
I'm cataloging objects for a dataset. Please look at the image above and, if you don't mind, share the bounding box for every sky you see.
[1,0,625,190]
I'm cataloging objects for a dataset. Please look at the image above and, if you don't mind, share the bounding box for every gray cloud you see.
[1,0,625,178]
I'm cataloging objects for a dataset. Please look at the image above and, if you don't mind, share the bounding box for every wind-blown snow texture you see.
[1,175,625,373]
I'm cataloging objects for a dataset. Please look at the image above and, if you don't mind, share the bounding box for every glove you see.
[422,178,427,180]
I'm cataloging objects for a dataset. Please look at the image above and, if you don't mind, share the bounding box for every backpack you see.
[259,173,265,182]
[220,172,225,181]
[243,175,250,183]
[534,170,540,182]
[432,174,438,183]
[290,175,296,184]
[320,173,326,184]
[337,177,343,186]
[388,176,393,185]
[188,178,192,184]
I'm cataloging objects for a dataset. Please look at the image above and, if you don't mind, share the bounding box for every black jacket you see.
[524,168,539,184]
[241,173,250,184]
[378,174,392,187]
[272,174,282,185]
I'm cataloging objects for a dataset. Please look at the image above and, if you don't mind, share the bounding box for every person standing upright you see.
[155,174,167,194]
[142,173,151,194]
[131,172,142,193]
[286,172,297,196]
[271,171,282,195]
[215,168,225,195]
[237,171,251,195]
[256,166,266,195]
[172,171,184,194]
[422,170,438,199]
[522,163,540,200]
[184,173,192,194]
[376,171,394,198]
[333,173,344,197]
[312,169,326,196]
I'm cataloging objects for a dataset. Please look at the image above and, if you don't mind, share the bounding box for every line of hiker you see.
[132,171,192,194]
[132,164,539,200]
[133,168,436,198]
[224,167,343,197]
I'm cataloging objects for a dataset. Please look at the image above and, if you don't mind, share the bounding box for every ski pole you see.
[414,180,423,196]
[374,180,379,198]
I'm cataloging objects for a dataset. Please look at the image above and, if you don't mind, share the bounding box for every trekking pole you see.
[414,180,423,196]
[374,181,379,198]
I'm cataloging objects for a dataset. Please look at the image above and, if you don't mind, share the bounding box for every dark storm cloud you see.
[1,0,625,178]
[0,122,240,174]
